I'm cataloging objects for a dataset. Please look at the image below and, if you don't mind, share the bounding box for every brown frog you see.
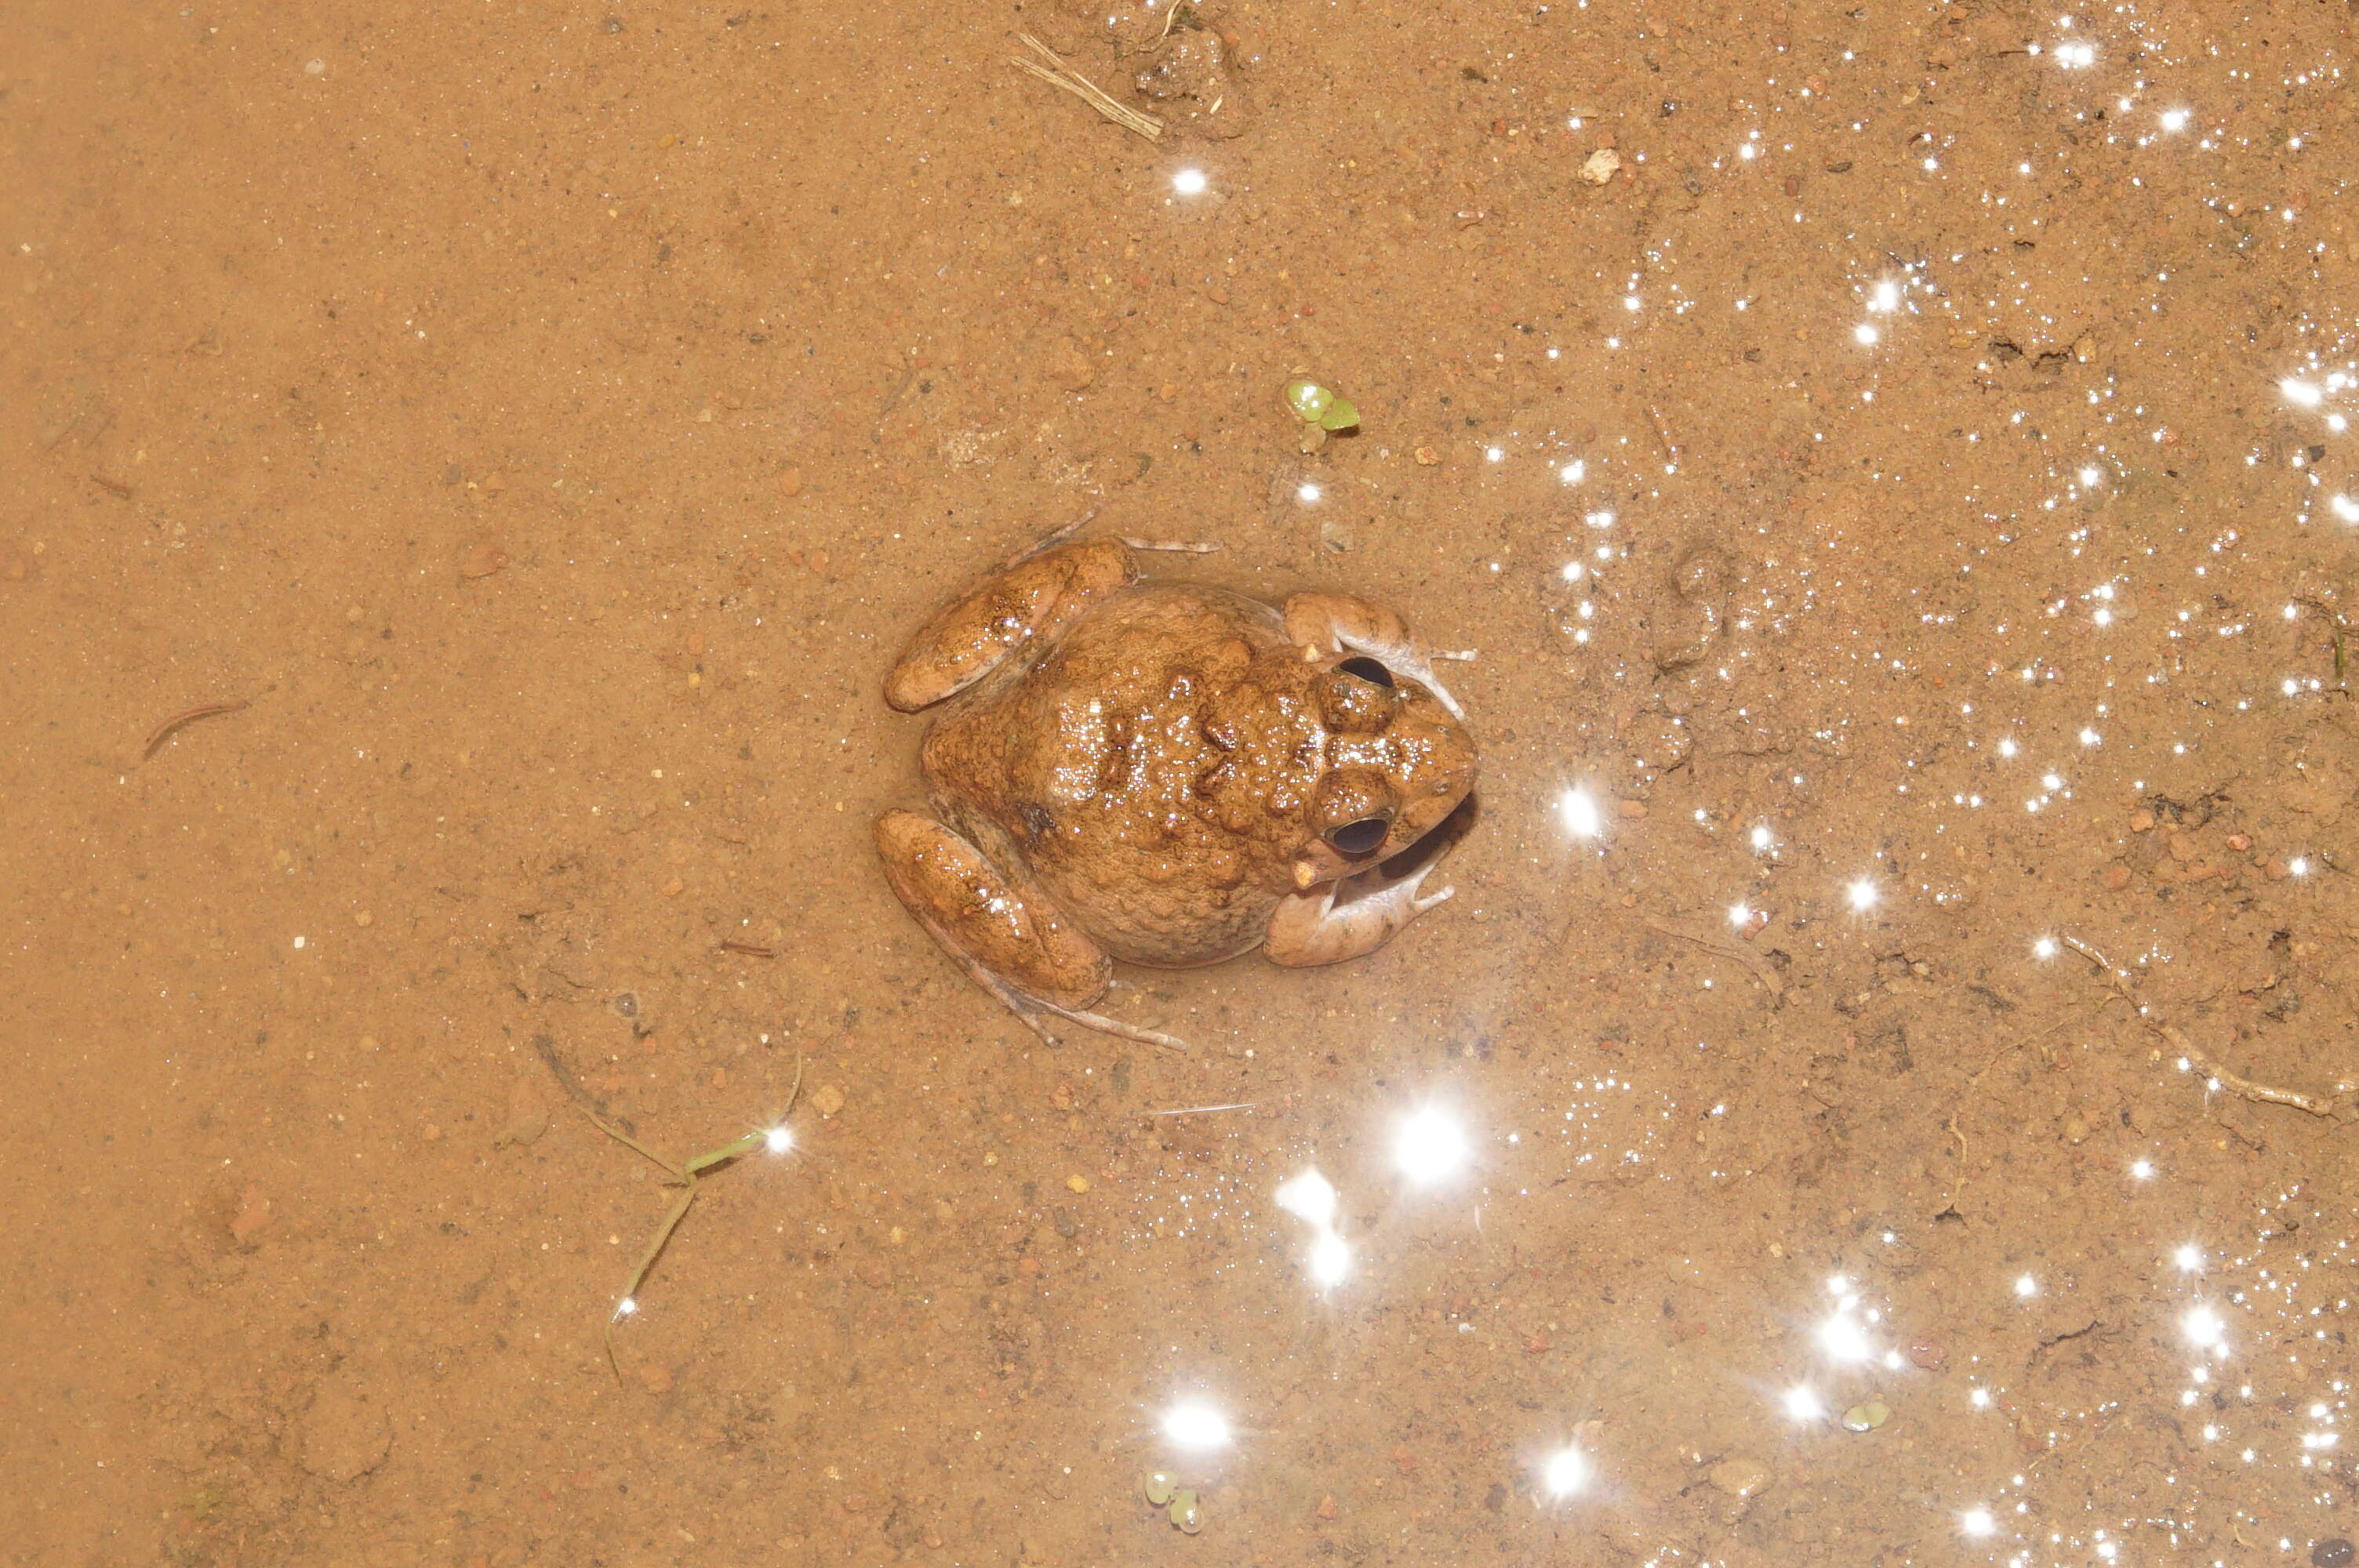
[874,534,1478,1049]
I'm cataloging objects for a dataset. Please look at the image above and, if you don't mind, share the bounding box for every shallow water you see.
[4,0,2354,1563]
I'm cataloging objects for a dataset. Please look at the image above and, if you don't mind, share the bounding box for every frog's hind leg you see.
[873,810,1188,1051]
[883,539,1137,712]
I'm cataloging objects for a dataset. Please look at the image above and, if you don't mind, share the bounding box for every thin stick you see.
[1010,34,1163,141]
[143,699,250,758]
[718,940,776,957]
[591,1057,806,1380]
[1120,537,1221,554]
[1153,1102,1256,1116]
[2059,934,2357,1124]
[1644,916,1784,1000]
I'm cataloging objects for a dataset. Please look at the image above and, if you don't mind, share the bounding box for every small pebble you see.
[2314,1540,2354,1568]
[2128,809,2155,832]
[811,1083,846,1117]
[1065,1174,1090,1193]
[304,58,325,75]
[460,545,508,579]
[778,466,803,496]
[1578,147,1623,184]
[1709,1457,1772,1497]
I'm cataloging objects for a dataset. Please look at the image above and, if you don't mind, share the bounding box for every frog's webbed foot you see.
[1264,858,1454,967]
[873,811,1187,1051]
[883,540,1137,712]
[1281,591,1473,720]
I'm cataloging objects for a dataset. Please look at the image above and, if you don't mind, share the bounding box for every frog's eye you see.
[1326,815,1392,856]
[1337,655,1394,688]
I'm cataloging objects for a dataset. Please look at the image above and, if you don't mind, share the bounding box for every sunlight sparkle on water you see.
[1161,1401,1232,1450]
[2161,107,2190,131]
[1749,823,1774,851]
[1542,1447,1591,1497]
[1296,482,1322,504]
[2129,1158,2154,1180]
[2281,378,2324,408]
[1817,1308,1874,1363]
[1275,1171,1339,1228]
[1171,167,1208,196]
[1394,1107,1471,1185]
[1307,1230,1351,1288]
[1961,1506,1997,1538]
[2034,936,2059,960]
[2174,1243,2202,1271]
[1783,1386,1825,1421]
[1847,878,1879,912]
[1558,787,1604,840]
[763,1126,792,1154]
[2014,1274,2038,1298]
[2183,1305,2226,1348]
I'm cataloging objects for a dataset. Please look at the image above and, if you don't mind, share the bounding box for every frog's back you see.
[922,583,1299,966]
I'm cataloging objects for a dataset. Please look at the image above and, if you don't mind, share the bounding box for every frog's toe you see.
[873,810,1110,1011]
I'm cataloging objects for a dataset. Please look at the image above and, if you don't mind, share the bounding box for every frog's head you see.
[1288,653,1478,889]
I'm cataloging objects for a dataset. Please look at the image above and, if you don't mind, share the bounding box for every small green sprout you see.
[1283,378,1361,452]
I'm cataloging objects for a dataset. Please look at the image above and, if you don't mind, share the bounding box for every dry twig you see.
[1643,916,1784,1000]
[143,699,250,758]
[2061,933,2357,1125]
[1009,34,1163,141]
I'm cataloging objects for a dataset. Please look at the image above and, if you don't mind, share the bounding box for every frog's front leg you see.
[873,810,1187,1051]
[1263,859,1453,967]
[1281,592,1472,719]
[884,540,1136,712]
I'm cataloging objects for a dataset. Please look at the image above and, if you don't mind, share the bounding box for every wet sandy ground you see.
[5,0,2357,1563]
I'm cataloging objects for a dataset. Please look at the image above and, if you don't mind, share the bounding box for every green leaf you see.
[1285,379,1334,422]
[1318,397,1361,432]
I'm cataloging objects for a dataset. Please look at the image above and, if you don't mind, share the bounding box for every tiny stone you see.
[460,544,508,579]
[353,909,373,927]
[1065,1174,1091,1193]
[811,1083,846,1117]
[304,57,325,75]
[1578,147,1623,184]
[2128,809,2155,832]
[2100,864,2132,891]
[1708,1457,1772,1497]
[778,466,803,496]
[2311,1539,2353,1568]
